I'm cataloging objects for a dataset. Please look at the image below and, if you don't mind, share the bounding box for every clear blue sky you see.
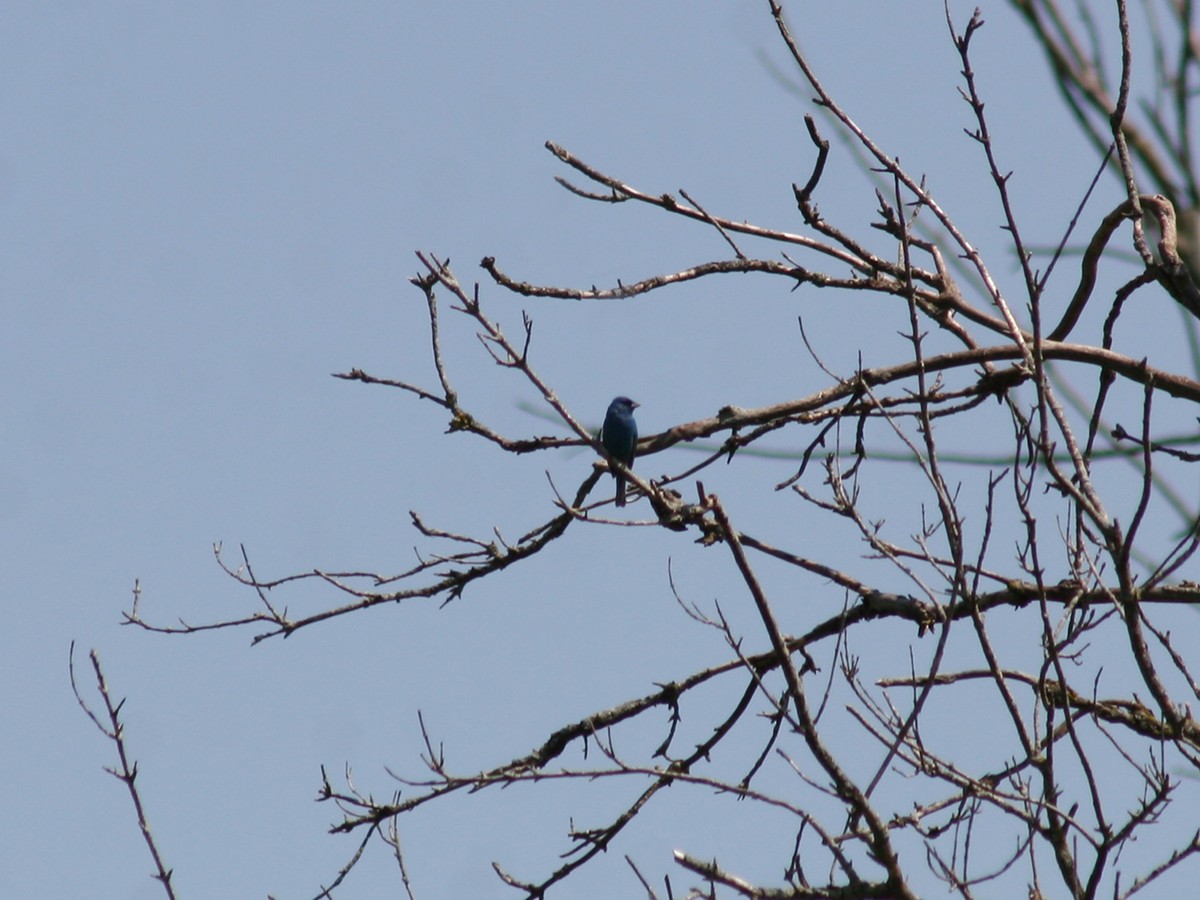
[5,3,1193,898]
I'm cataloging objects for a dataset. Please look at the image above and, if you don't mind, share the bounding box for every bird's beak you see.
[631,400,640,409]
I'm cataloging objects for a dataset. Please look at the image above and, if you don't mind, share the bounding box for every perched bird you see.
[600,396,639,506]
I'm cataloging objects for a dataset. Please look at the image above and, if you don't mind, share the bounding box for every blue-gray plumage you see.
[600,396,639,506]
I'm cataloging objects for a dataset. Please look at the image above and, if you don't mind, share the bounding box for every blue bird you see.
[600,396,639,506]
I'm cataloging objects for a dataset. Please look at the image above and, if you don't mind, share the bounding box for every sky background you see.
[5,2,1197,898]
